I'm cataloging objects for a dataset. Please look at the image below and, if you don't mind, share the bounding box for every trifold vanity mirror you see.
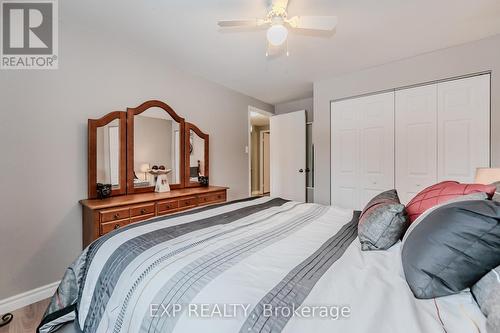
[87,100,210,198]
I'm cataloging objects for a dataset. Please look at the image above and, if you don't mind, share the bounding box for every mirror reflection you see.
[96,119,120,189]
[134,107,181,188]
[189,129,206,182]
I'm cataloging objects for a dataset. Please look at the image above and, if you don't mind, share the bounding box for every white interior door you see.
[270,111,306,201]
[437,74,490,183]
[395,84,438,204]
[108,126,120,186]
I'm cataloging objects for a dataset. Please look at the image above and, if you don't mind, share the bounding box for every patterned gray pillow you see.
[358,189,408,251]
[472,266,500,332]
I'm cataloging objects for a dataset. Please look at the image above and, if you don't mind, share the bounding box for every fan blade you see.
[217,19,267,27]
[287,16,338,31]
[271,0,289,12]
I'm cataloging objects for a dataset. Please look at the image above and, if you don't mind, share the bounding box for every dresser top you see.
[80,186,229,210]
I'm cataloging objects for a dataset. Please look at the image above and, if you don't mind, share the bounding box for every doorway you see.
[248,106,272,197]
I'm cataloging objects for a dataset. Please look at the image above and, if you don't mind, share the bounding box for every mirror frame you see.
[88,111,127,199]
[127,100,186,194]
[185,122,209,188]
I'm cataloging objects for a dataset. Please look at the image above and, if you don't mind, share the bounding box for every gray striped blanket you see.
[38,197,359,333]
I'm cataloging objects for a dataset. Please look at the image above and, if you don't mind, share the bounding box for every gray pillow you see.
[358,189,408,251]
[402,200,500,299]
[472,266,500,332]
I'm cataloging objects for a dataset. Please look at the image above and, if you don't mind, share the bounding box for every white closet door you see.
[331,92,394,210]
[331,98,360,209]
[358,92,395,208]
[437,74,490,183]
[395,84,437,204]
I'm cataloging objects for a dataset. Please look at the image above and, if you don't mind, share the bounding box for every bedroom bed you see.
[39,196,487,333]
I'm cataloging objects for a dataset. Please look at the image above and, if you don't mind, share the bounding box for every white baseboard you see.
[0,281,60,314]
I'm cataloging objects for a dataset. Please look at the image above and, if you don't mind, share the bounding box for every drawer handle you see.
[217,195,222,199]
[113,213,120,219]
[140,209,147,215]
[114,224,120,230]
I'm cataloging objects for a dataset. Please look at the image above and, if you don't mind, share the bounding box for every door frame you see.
[260,130,271,194]
[248,106,273,197]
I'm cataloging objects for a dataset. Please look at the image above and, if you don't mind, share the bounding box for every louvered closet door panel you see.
[331,98,360,209]
[395,84,438,204]
[358,92,395,208]
[437,74,490,183]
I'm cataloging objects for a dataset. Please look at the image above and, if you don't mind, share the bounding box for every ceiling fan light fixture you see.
[266,24,288,46]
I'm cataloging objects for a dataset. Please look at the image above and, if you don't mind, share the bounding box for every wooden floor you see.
[0,298,49,333]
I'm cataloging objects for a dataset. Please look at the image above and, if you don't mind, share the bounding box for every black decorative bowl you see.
[96,183,112,199]
[198,176,209,187]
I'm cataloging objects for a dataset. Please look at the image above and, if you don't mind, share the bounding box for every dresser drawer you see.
[100,218,129,235]
[157,199,180,215]
[198,191,226,206]
[100,207,130,223]
[179,196,197,209]
[130,203,156,217]
[130,213,155,224]
[81,187,229,248]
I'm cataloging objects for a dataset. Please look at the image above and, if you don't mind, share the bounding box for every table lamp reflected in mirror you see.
[140,163,150,181]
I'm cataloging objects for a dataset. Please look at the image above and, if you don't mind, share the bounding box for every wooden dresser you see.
[80,186,228,248]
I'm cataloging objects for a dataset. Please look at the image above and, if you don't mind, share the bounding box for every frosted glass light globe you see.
[266,24,288,46]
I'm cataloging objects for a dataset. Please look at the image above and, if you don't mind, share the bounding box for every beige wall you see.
[0,22,273,300]
[314,34,500,205]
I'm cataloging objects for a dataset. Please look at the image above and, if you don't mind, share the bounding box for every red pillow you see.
[406,181,496,222]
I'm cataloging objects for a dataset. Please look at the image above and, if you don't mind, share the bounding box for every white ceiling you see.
[64,0,500,104]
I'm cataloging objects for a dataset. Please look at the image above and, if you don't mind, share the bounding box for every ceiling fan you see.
[217,0,337,55]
